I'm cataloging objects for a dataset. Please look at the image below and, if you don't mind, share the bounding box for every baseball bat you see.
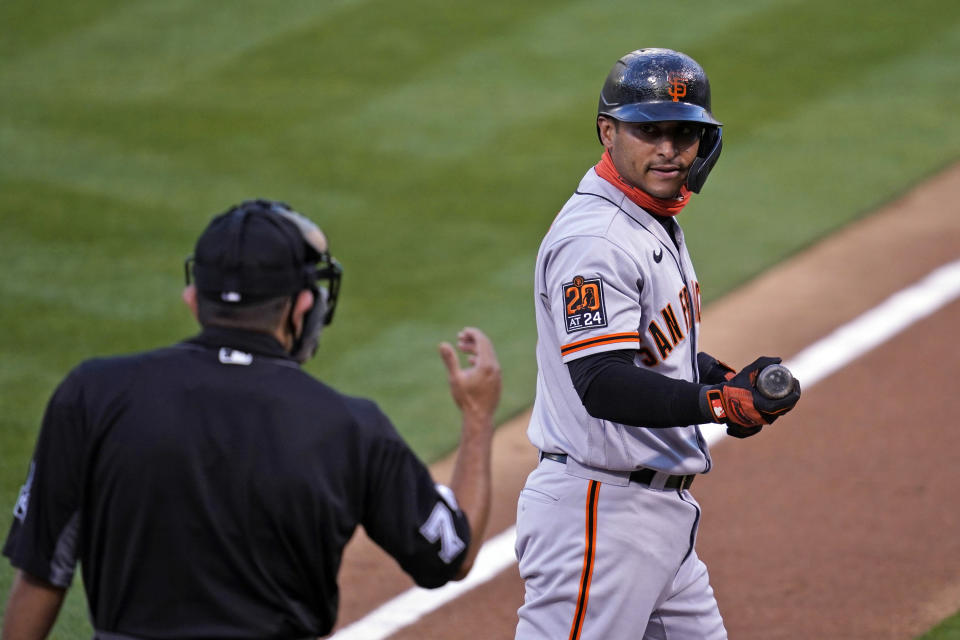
[756,364,796,399]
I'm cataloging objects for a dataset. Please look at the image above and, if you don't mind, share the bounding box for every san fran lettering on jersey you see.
[640,282,703,365]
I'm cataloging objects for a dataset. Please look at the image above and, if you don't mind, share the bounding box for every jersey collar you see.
[186,326,293,361]
[594,150,691,217]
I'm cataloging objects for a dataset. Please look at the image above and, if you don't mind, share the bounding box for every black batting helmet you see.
[597,48,723,192]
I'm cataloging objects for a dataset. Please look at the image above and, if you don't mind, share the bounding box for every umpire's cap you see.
[188,200,341,323]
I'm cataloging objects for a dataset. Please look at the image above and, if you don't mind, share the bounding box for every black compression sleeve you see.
[567,350,708,427]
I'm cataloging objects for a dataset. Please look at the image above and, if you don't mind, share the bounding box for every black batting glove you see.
[696,351,736,384]
[726,423,763,439]
[700,356,801,429]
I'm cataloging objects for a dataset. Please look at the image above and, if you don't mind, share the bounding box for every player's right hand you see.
[700,356,801,429]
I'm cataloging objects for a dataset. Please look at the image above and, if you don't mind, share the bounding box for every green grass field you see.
[921,613,960,639]
[2,0,960,636]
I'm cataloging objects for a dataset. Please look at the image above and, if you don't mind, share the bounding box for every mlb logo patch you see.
[562,275,608,333]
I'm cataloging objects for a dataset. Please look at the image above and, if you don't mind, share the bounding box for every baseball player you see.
[2,200,502,639]
[514,49,802,639]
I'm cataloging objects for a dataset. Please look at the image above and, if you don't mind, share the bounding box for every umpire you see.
[2,199,501,639]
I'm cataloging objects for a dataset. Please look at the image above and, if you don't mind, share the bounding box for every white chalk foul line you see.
[331,257,960,639]
[331,527,518,639]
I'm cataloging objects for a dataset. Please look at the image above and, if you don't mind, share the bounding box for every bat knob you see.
[756,364,795,400]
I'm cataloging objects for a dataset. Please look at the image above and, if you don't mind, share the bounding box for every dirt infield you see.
[331,163,960,639]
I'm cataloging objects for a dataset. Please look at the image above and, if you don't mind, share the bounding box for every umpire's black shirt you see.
[4,327,470,638]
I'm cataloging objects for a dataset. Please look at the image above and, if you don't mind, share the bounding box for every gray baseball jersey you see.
[515,164,727,640]
[527,166,712,475]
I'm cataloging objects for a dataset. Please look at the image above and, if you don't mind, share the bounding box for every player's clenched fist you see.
[700,356,801,435]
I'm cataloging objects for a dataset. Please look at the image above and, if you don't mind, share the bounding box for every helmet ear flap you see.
[686,126,722,193]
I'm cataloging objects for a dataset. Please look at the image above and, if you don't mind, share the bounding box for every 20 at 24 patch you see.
[563,275,608,333]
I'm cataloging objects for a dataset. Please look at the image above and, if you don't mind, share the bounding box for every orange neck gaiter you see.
[594,150,691,217]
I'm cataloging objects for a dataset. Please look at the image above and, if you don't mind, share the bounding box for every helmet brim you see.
[600,101,721,127]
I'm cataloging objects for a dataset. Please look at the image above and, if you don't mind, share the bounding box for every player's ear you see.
[182,285,199,321]
[597,116,616,150]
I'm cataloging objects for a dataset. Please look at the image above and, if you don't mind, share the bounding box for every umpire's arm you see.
[2,570,66,640]
[438,327,501,579]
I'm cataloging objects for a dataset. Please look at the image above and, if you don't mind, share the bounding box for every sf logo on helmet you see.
[667,73,687,102]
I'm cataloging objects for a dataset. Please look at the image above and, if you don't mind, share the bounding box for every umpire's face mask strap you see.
[290,287,329,364]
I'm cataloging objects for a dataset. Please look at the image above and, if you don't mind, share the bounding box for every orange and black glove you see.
[700,356,802,438]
